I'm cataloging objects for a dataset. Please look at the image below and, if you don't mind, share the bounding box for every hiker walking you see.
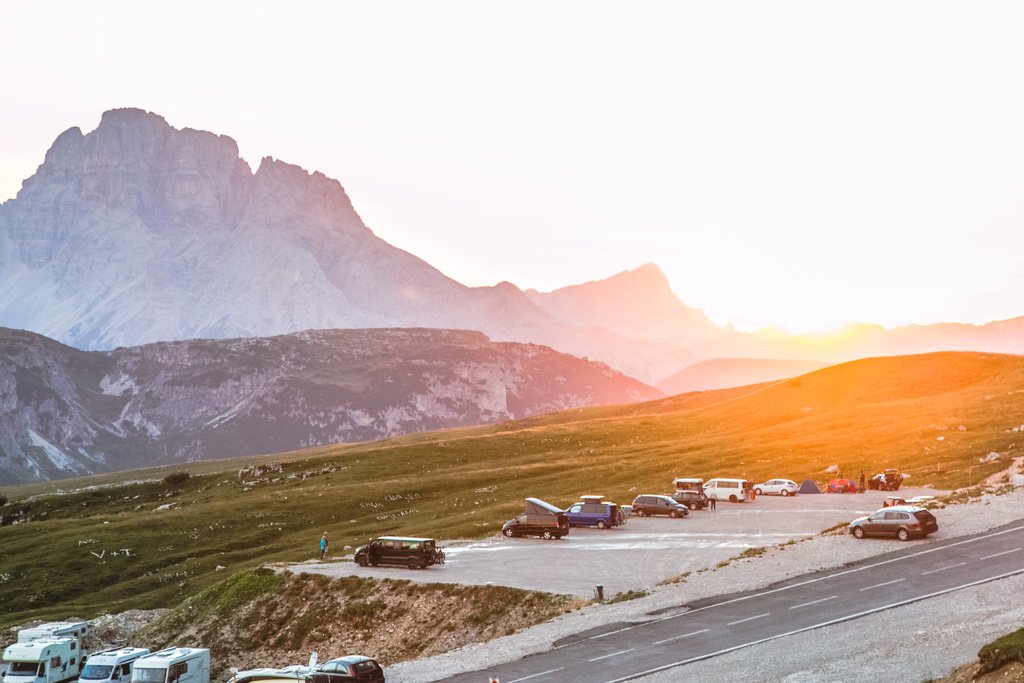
[319,531,329,561]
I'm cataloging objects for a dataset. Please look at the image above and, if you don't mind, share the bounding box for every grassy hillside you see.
[1,351,1022,628]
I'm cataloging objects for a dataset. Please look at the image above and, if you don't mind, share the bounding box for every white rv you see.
[130,649,209,683]
[80,648,152,683]
[15,625,88,648]
[2,638,84,683]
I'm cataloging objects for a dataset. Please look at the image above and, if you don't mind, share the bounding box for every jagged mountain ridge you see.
[0,108,702,384]
[0,326,661,484]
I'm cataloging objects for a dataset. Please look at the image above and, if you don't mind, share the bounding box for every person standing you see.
[319,531,329,561]
[709,495,717,511]
[859,471,866,494]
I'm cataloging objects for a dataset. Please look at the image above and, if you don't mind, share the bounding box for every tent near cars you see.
[798,479,822,494]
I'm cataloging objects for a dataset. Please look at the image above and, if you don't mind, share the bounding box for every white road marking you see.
[589,626,639,641]
[643,523,1024,627]
[588,649,634,662]
[788,595,837,610]
[506,668,564,683]
[727,613,769,626]
[980,547,1021,560]
[653,629,709,645]
[599,566,1024,683]
[860,578,905,591]
[921,562,966,576]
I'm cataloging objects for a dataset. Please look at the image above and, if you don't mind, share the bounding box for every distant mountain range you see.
[657,358,828,395]
[2,108,1024,393]
[0,326,659,484]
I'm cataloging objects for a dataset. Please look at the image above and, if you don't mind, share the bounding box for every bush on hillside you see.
[0,495,7,507]
[979,626,1024,674]
[163,472,190,487]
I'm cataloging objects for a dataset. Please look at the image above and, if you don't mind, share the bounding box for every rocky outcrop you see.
[0,326,661,484]
[0,109,700,383]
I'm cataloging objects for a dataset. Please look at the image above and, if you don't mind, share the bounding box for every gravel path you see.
[385,486,1024,683]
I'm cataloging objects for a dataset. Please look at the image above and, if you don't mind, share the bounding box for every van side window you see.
[169,662,188,682]
[70,659,76,667]
[71,642,77,650]
[51,658,62,668]
[122,665,132,677]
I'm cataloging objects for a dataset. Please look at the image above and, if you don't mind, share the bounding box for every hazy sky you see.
[2,1,1023,333]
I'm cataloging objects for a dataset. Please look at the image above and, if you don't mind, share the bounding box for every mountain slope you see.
[0,109,698,383]
[525,263,725,345]
[1,351,1021,628]
[657,357,829,394]
[0,326,660,484]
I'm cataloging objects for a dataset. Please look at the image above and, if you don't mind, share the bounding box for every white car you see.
[754,479,798,496]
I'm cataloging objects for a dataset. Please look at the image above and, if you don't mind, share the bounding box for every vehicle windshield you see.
[81,665,115,680]
[132,668,167,683]
[8,662,44,676]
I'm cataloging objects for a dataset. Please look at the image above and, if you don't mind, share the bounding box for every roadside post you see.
[595,584,604,601]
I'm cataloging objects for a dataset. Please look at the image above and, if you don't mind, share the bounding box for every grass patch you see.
[979,626,1024,674]
[606,589,648,603]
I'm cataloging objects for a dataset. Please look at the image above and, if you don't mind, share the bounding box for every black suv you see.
[631,495,690,518]
[671,490,709,510]
[354,536,445,569]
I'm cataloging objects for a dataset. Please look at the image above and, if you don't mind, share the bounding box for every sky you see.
[2,1,1023,333]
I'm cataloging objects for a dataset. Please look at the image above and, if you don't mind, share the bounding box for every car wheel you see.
[356,555,369,567]
[503,527,515,538]
[596,520,607,529]
[670,510,680,518]
[754,488,763,496]
[635,509,645,517]
[781,490,790,497]
[853,527,865,539]
[543,530,554,540]
[689,502,698,510]
[897,528,910,542]
[729,495,738,503]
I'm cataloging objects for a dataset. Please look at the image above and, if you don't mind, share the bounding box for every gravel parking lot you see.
[295,487,942,597]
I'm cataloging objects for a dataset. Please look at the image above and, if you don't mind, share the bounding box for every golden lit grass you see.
[1,351,1021,628]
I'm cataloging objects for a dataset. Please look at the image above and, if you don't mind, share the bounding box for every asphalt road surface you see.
[304,489,940,596]
[446,519,1024,683]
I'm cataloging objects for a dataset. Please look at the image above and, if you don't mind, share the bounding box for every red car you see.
[826,478,857,493]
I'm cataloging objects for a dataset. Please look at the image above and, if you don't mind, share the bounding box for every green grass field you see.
[1,351,1022,629]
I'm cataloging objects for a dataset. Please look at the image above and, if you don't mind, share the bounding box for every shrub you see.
[0,495,7,507]
[979,626,1024,674]
[163,472,190,486]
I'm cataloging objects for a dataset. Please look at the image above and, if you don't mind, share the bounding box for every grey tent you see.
[798,479,822,494]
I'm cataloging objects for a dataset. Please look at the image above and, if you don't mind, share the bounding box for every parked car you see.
[754,479,798,496]
[309,656,384,683]
[565,498,620,529]
[869,469,905,491]
[703,478,752,502]
[353,537,445,569]
[849,506,938,541]
[883,495,908,507]
[631,495,689,518]
[671,490,709,510]
[502,498,570,539]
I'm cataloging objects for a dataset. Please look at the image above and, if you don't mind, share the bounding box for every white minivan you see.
[80,648,151,683]
[703,478,752,503]
[130,649,209,683]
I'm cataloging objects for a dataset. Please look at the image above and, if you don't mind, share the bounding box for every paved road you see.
[299,489,939,596]
[447,519,1024,683]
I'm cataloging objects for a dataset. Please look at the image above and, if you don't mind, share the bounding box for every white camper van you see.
[2,638,83,683]
[15,625,88,648]
[131,649,209,683]
[703,478,753,503]
[3,622,90,683]
[80,648,152,683]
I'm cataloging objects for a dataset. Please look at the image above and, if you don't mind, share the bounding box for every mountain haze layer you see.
[0,326,659,484]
